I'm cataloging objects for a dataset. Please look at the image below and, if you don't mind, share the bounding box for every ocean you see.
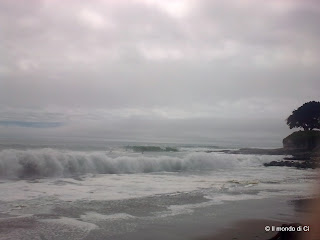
[0,138,317,239]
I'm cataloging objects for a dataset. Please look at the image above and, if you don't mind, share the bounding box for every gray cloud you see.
[1,0,319,143]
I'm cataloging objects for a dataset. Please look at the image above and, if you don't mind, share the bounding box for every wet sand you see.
[199,219,295,240]
[0,196,312,240]
[199,198,315,240]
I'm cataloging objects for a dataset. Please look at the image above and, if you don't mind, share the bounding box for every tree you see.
[286,101,320,131]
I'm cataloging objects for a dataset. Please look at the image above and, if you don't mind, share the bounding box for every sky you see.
[1,0,320,145]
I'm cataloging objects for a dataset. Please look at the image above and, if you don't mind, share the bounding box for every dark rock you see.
[264,159,318,169]
[283,156,311,160]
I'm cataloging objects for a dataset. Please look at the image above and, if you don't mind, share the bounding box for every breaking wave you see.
[0,148,273,179]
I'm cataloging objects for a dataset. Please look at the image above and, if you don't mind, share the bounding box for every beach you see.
[0,195,313,240]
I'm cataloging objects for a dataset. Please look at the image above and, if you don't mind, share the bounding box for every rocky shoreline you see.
[215,147,320,169]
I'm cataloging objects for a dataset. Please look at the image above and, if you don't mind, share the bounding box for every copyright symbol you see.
[265,226,270,232]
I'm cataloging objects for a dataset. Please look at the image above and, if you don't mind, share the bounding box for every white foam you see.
[0,148,317,204]
[0,148,277,178]
[0,166,317,202]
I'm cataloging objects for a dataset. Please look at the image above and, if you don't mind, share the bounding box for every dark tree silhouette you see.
[286,101,320,131]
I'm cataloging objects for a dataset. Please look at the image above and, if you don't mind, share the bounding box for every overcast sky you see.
[1,0,319,145]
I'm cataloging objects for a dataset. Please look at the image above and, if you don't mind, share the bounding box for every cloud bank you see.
[1,0,319,144]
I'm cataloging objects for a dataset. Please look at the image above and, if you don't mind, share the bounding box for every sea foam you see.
[0,148,273,179]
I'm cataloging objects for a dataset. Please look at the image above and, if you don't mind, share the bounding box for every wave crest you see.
[0,148,270,179]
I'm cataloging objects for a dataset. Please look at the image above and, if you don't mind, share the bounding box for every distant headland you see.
[220,101,320,169]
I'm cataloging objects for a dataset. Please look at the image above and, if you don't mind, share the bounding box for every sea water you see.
[0,139,317,239]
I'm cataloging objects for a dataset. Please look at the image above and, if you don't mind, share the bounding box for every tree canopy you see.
[286,101,320,131]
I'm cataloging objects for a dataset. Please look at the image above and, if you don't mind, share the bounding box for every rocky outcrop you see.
[264,160,319,169]
[283,130,320,151]
[262,131,320,169]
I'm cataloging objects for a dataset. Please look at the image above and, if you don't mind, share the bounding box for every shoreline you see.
[113,196,312,240]
[0,194,312,240]
[216,147,320,169]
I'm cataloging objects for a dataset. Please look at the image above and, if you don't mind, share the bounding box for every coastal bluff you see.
[283,130,320,151]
